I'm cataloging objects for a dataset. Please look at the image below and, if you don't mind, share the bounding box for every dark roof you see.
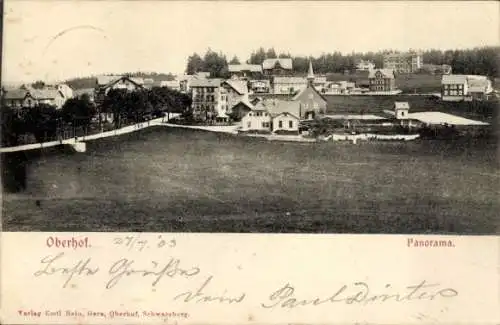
[3,89,27,99]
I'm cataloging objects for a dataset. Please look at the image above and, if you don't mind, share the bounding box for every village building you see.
[368,69,396,92]
[262,58,293,76]
[94,75,145,106]
[228,64,263,80]
[267,100,301,133]
[161,80,181,91]
[240,102,271,132]
[190,78,223,122]
[356,60,375,71]
[383,51,423,73]
[3,88,66,109]
[73,88,96,102]
[195,72,211,79]
[421,64,452,75]
[239,99,301,134]
[273,77,307,95]
[468,77,493,100]
[249,80,271,94]
[290,61,328,119]
[56,84,74,100]
[394,102,410,119]
[441,74,493,101]
[323,81,356,95]
[221,79,249,111]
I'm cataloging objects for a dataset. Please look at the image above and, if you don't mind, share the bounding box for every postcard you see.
[1,1,499,324]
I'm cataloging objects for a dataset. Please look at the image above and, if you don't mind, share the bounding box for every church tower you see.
[307,60,315,87]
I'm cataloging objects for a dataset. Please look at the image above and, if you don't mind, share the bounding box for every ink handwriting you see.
[261,281,458,309]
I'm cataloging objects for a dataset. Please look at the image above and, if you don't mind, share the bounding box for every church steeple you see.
[307,60,315,87]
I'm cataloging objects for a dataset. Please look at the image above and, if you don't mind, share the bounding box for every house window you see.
[289,120,293,128]
[278,120,283,128]
[247,121,251,128]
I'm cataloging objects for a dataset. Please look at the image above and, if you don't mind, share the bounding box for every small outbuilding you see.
[394,102,410,119]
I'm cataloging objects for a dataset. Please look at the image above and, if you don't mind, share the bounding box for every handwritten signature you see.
[261,281,458,309]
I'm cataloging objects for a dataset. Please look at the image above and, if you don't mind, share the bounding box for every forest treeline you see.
[185,46,500,78]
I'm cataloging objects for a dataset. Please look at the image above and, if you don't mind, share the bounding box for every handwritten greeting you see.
[32,234,459,309]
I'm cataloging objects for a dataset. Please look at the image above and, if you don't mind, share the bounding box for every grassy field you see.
[326,72,443,93]
[2,126,499,234]
[324,95,498,121]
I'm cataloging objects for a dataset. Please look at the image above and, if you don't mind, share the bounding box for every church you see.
[292,61,328,120]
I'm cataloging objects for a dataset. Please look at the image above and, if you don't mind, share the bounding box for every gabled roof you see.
[97,75,144,88]
[368,69,395,79]
[262,58,293,70]
[468,78,492,93]
[3,89,27,99]
[232,99,254,111]
[228,64,262,73]
[292,84,328,103]
[161,80,180,88]
[190,78,222,88]
[273,77,307,84]
[441,75,467,84]
[96,75,119,86]
[222,79,248,95]
[73,88,95,97]
[264,99,301,119]
[30,89,63,99]
[252,101,268,111]
[394,102,410,110]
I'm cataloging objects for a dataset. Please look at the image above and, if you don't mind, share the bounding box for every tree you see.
[61,94,96,131]
[202,49,228,78]
[31,81,46,89]
[266,48,277,59]
[186,53,204,75]
[229,56,241,64]
[24,104,59,142]
[248,47,267,65]
[1,107,23,146]
[102,88,128,128]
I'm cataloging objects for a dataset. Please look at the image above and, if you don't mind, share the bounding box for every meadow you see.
[2,126,499,234]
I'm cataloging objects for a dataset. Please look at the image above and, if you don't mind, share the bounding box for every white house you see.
[441,74,493,101]
[273,77,307,95]
[240,102,271,132]
[271,111,300,133]
[96,75,144,95]
[249,80,270,94]
[161,80,181,91]
[266,100,301,133]
[262,58,293,76]
[190,78,224,122]
[56,84,74,100]
[394,102,410,119]
[221,79,249,115]
[3,88,66,109]
[356,60,375,71]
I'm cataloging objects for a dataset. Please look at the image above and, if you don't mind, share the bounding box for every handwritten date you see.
[113,235,176,252]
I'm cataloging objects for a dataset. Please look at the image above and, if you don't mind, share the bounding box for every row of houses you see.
[190,61,328,132]
[441,74,494,101]
[2,84,74,109]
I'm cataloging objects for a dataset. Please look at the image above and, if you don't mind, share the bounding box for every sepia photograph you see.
[1,0,499,234]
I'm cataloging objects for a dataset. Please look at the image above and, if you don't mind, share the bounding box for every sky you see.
[2,1,499,84]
